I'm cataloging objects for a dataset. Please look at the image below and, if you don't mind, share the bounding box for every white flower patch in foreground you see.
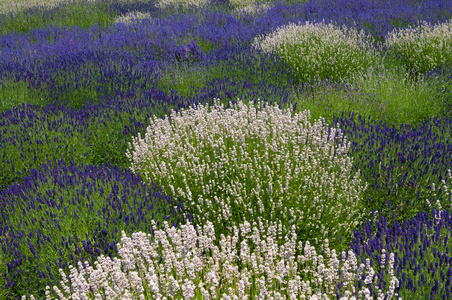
[25,220,401,299]
[126,98,368,252]
[252,20,381,84]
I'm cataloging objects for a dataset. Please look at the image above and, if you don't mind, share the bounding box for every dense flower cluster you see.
[383,19,452,78]
[113,10,153,26]
[0,0,96,16]
[126,98,368,252]
[252,20,381,84]
[33,220,401,299]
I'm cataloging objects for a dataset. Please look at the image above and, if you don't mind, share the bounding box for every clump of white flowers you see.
[383,19,452,77]
[0,0,97,16]
[125,98,368,252]
[252,20,382,84]
[155,0,210,10]
[231,1,271,19]
[23,219,401,299]
[229,0,269,11]
[113,10,153,26]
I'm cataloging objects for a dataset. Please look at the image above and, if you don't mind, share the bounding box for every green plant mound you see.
[126,98,369,254]
[252,20,382,85]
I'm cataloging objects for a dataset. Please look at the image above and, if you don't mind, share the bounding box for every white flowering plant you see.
[155,0,210,11]
[382,19,452,82]
[252,20,383,85]
[125,98,369,255]
[231,1,271,19]
[24,219,401,300]
[113,10,153,26]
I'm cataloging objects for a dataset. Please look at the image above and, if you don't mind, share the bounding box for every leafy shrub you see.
[252,20,382,84]
[383,19,452,81]
[125,98,369,254]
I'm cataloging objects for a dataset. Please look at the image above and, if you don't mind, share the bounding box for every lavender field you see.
[1,0,452,299]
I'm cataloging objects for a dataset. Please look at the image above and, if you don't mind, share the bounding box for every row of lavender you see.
[1,0,452,298]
